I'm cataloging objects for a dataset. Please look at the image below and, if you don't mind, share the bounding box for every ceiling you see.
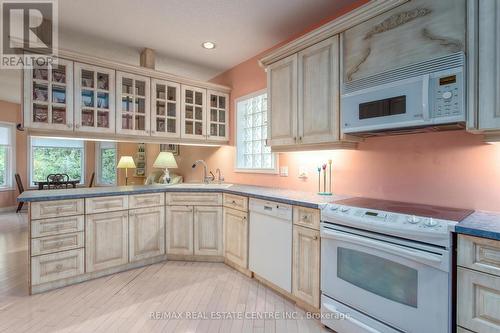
[58,0,359,79]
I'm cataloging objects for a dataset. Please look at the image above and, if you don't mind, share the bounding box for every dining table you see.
[34,179,81,190]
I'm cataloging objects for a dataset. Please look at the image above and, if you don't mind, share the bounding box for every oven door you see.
[341,75,429,133]
[321,225,449,333]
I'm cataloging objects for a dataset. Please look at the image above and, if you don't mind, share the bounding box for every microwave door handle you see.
[323,229,444,268]
[422,74,430,121]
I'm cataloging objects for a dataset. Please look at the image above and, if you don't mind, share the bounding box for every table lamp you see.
[117,156,136,185]
[153,152,178,184]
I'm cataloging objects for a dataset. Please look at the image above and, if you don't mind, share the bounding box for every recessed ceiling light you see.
[202,41,216,50]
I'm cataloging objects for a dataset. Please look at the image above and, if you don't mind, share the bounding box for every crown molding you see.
[259,0,409,67]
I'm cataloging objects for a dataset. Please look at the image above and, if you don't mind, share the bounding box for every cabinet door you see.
[194,206,223,256]
[116,71,151,136]
[267,54,298,146]
[292,225,320,308]
[223,208,248,268]
[298,36,340,144]
[129,207,165,262]
[478,0,500,130]
[165,206,194,255]
[23,58,74,131]
[74,63,115,133]
[207,91,229,141]
[181,85,206,140]
[86,211,129,272]
[342,0,465,82]
[151,79,180,137]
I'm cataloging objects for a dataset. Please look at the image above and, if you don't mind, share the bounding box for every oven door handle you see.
[322,228,444,268]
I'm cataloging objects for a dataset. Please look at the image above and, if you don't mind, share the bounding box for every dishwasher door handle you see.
[263,205,273,211]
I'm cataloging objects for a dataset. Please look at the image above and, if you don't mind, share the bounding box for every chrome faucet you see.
[192,160,214,184]
[215,168,224,183]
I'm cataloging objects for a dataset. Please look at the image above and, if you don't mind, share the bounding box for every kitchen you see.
[0,0,499,332]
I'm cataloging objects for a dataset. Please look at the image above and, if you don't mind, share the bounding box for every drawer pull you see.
[55,264,64,272]
[54,241,64,247]
[302,215,309,221]
[232,200,236,204]
[313,236,318,240]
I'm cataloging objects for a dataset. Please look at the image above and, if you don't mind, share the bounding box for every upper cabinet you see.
[116,72,151,136]
[207,91,229,141]
[24,58,74,131]
[181,85,206,140]
[342,0,466,82]
[151,79,180,138]
[74,63,115,133]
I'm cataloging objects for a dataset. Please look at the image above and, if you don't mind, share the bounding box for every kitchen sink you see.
[170,183,233,189]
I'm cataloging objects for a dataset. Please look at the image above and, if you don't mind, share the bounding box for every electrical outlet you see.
[280,166,288,177]
[298,166,308,179]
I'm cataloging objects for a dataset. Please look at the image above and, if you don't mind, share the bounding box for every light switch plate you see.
[280,166,288,177]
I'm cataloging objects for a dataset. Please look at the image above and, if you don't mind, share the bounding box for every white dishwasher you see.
[249,198,293,292]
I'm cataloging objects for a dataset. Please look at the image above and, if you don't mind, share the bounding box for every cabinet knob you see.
[299,136,302,142]
[313,235,318,240]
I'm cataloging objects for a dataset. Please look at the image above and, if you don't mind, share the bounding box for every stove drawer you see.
[458,235,500,277]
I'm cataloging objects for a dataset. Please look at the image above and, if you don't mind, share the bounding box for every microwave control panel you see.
[429,68,464,119]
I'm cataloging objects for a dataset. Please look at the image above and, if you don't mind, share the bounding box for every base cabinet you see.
[194,206,223,256]
[292,225,320,309]
[223,208,248,268]
[166,206,194,255]
[129,206,165,262]
[86,211,129,272]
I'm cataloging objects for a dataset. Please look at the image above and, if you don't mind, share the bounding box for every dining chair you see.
[88,172,95,188]
[47,174,70,189]
[15,174,25,213]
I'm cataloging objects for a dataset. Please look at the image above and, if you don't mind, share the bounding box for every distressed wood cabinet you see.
[86,210,129,272]
[194,206,223,256]
[31,249,84,286]
[151,79,181,138]
[223,207,248,268]
[181,85,207,140]
[129,206,165,262]
[116,71,151,136]
[207,90,229,141]
[165,205,194,255]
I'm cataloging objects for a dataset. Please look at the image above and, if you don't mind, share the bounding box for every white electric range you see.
[319,197,473,333]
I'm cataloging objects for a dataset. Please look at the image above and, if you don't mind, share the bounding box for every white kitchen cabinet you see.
[223,207,248,268]
[207,90,229,141]
[23,58,74,131]
[292,225,320,309]
[116,71,151,136]
[86,210,129,272]
[298,36,339,144]
[194,206,223,256]
[181,85,206,140]
[267,54,298,146]
[129,206,165,262]
[151,79,180,138]
[74,63,115,133]
[165,205,194,255]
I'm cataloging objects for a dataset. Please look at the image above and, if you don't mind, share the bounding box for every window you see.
[96,141,117,185]
[235,91,277,172]
[0,123,15,189]
[30,137,85,186]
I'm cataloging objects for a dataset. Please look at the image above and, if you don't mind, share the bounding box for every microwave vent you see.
[343,52,464,94]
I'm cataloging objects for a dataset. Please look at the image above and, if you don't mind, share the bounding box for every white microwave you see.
[341,53,465,134]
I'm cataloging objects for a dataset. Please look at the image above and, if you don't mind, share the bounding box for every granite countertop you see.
[17,183,344,209]
[455,211,500,241]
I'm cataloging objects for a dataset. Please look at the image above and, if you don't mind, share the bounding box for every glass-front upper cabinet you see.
[151,79,180,138]
[181,85,206,139]
[23,58,74,131]
[74,63,115,133]
[116,71,150,136]
[207,90,229,141]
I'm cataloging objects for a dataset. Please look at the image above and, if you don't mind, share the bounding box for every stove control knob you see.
[340,207,350,213]
[407,215,421,224]
[423,218,439,227]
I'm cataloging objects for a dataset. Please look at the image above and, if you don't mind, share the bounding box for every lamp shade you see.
[153,152,178,169]
[117,156,136,169]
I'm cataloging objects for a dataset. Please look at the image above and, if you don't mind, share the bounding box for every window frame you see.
[95,141,117,186]
[234,89,278,174]
[28,137,86,187]
[0,122,15,191]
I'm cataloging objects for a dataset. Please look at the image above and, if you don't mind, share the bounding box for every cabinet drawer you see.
[166,192,222,206]
[223,194,248,212]
[31,232,84,256]
[293,206,320,230]
[458,267,500,333]
[31,249,84,285]
[31,199,84,219]
[31,215,84,238]
[458,235,500,276]
[85,195,128,214]
[129,192,165,209]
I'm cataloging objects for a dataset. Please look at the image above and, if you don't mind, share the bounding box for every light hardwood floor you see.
[0,212,329,333]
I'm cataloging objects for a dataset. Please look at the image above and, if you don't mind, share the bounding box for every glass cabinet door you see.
[74,63,115,133]
[207,90,229,141]
[116,72,150,135]
[151,79,180,138]
[25,59,74,131]
[181,85,206,139]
